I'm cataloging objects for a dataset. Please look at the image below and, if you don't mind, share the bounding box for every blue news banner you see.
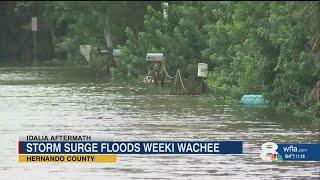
[19,141,243,154]
[277,144,320,161]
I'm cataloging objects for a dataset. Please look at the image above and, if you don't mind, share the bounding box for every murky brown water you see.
[0,67,319,179]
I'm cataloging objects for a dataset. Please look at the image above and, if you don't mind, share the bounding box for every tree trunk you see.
[104,13,113,81]
[50,28,57,58]
[32,2,38,65]
[104,14,113,49]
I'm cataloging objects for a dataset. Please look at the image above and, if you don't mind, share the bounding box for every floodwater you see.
[0,66,319,180]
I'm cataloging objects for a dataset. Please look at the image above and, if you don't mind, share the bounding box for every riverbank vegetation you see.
[1,1,319,121]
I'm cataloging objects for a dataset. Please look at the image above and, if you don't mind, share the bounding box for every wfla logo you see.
[260,142,283,162]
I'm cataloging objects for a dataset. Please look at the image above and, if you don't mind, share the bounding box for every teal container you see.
[240,95,268,105]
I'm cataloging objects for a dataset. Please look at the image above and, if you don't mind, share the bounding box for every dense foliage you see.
[1,1,319,121]
[116,2,319,121]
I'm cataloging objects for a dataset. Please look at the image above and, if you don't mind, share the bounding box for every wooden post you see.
[105,55,110,81]
[160,61,165,88]
[104,12,114,81]
[153,63,159,87]
[32,31,37,65]
[31,17,38,65]
[173,69,179,90]
[201,77,208,93]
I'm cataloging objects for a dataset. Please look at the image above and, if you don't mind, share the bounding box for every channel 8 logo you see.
[260,142,283,162]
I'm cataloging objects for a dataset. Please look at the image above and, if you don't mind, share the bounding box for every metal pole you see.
[33,31,37,64]
[162,2,169,88]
